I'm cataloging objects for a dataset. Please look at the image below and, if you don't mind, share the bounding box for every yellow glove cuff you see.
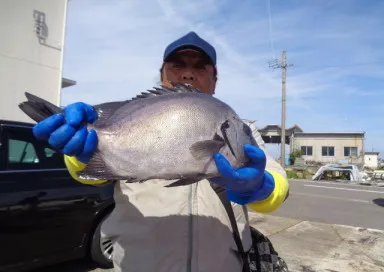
[247,169,289,213]
[64,155,108,185]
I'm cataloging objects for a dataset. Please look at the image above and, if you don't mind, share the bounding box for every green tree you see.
[289,149,303,165]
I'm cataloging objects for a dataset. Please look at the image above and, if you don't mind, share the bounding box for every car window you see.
[7,128,66,170]
[9,139,39,164]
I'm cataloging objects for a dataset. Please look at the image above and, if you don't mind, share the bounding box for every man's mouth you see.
[180,81,195,87]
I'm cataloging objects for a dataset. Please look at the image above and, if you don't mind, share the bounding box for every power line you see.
[292,61,383,69]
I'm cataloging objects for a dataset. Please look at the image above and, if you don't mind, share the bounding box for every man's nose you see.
[181,71,195,81]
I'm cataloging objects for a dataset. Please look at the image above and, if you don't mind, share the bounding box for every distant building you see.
[258,125,366,166]
[258,124,303,146]
[364,152,380,169]
[290,132,365,166]
[0,0,75,123]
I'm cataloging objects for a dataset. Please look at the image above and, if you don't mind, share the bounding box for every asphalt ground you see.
[270,179,384,230]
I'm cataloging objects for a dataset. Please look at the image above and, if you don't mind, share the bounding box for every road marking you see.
[291,192,371,203]
[291,179,381,188]
[304,184,384,194]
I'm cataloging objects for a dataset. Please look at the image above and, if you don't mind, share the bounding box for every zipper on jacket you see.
[186,184,193,272]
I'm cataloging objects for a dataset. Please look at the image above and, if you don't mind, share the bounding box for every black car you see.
[0,119,115,272]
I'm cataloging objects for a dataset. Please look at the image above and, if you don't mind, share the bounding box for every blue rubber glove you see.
[210,144,275,205]
[32,102,99,164]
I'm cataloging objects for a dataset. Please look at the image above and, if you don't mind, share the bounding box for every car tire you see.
[89,216,114,269]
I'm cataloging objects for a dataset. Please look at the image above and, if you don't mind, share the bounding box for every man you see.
[33,31,289,272]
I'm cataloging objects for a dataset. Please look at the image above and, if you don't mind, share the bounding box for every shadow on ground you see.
[372,198,384,207]
[31,260,112,272]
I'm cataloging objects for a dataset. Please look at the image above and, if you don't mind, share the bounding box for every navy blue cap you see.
[163,31,217,65]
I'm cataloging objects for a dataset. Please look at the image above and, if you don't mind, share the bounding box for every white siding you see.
[0,0,68,123]
[291,134,364,164]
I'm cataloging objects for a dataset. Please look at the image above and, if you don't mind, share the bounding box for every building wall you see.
[291,134,365,164]
[364,154,379,169]
[0,0,68,123]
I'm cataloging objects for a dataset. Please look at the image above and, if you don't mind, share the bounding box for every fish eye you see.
[243,124,252,136]
[221,120,230,130]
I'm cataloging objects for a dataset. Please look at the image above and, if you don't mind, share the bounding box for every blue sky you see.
[61,0,384,159]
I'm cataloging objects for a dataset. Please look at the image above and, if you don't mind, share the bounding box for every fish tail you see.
[18,92,64,123]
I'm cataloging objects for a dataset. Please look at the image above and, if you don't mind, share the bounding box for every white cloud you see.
[61,0,384,156]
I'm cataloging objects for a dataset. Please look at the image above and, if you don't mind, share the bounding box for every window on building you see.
[344,146,358,157]
[300,146,313,156]
[322,146,335,156]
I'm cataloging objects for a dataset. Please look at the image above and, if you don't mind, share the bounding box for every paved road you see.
[271,179,384,230]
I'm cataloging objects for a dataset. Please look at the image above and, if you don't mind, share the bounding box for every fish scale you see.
[18,82,257,187]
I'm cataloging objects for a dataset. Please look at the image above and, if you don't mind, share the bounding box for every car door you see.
[0,124,108,268]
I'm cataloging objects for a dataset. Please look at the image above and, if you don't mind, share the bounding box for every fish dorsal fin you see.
[93,101,131,121]
[131,82,205,101]
[91,82,205,122]
[167,82,206,93]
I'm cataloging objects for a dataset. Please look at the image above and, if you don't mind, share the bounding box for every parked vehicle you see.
[0,119,115,272]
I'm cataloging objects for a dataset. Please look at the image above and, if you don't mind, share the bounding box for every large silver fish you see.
[19,83,257,187]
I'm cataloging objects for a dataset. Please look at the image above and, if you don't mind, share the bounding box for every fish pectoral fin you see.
[76,151,127,181]
[165,177,202,187]
[190,136,225,160]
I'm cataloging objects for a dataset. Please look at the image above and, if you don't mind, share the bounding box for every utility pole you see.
[281,51,287,168]
[269,51,293,168]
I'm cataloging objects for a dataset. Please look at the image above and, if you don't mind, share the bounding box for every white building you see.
[258,125,367,166]
[364,151,380,169]
[0,0,74,123]
[290,132,365,166]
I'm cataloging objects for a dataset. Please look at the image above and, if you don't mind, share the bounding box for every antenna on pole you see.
[269,51,293,168]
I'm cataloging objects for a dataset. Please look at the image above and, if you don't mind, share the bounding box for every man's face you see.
[161,49,217,95]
